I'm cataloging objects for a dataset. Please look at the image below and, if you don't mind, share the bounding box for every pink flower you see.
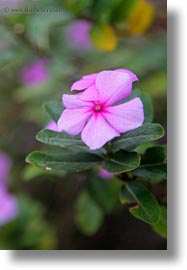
[65,19,92,50]
[0,152,18,226]
[70,68,138,91]
[45,120,59,132]
[20,59,50,86]
[98,168,114,179]
[58,70,144,150]
[0,187,18,226]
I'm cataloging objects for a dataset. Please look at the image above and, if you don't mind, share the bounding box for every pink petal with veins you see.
[78,85,100,101]
[115,68,138,82]
[70,73,97,91]
[81,114,119,150]
[58,108,92,135]
[95,71,132,105]
[103,98,144,133]
[63,94,92,108]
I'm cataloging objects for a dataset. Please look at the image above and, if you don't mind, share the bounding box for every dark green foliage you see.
[120,181,161,225]
[112,124,164,152]
[132,146,167,181]
[103,150,140,173]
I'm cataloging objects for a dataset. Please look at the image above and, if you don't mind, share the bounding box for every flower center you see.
[94,104,102,112]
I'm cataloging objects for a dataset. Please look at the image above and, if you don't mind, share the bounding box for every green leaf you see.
[134,141,155,154]
[140,146,166,164]
[75,190,104,235]
[67,145,107,157]
[152,206,167,238]
[63,0,92,14]
[43,101,64,122]
[86,175,122,213]
[132,146,167,181]
[22,165,66,181]
[133,164,167,182]
[110,0,138,22]
[112,123,165,152]
[92,0,123,23]
[26,150,103,172]
[119,187,135,204]
[36,129,83,148]
[103,150,140,173]
[22,165,49,181]
[120,181,161,225]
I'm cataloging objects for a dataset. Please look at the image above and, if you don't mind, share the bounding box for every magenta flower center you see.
[94,104,102,112]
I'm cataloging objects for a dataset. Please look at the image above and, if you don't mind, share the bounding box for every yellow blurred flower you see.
[128,0,155,35]
[90,24,118,52]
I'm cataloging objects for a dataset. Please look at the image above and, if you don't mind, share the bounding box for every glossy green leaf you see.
[120,181,161,225]
[132,146,167,181]
[86,175,122,213]
[26,150,103,172]
[43,101,64,122]
[134,141,155,154]
[103,150,140,173]
[36,129,83,148]
[75,190,104,235]
[140,146,166,164]
[119,187,135,204]
[112,123,164,152]
[133,164,167,182]
[152,206,167,238]
[67,145,107,157]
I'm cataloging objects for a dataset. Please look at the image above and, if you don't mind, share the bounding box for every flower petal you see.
[63,94,92,108]
[78,85,100,101]
[58,108,91,135]
[98,168,114,179]
[82,73,97,80]
[81,114,119,150]
[0,189,18,226]
[70,73,97,91]
[115,68,138,82]
[103,97,144,133]
[65,19,92,50]
[95,71,132,105]
[45,120,59,132]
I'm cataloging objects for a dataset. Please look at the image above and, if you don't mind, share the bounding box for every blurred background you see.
[0,0,166,250]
